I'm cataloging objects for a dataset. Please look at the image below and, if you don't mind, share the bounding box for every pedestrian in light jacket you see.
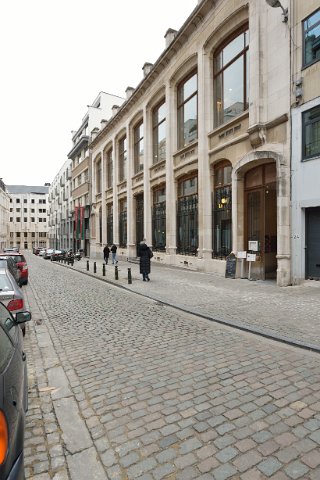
[110,244,118,264]
[138,239,153,281]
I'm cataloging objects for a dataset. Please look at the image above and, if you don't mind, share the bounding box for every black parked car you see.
[0,301,31,480]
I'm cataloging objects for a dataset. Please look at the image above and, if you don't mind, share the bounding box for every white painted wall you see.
[291,97,320,284]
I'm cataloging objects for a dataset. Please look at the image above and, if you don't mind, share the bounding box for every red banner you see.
[74,206,79,236]
[80,207,84,240]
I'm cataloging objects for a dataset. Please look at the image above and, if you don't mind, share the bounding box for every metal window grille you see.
[152,202,166,251]
[176,195,198,256]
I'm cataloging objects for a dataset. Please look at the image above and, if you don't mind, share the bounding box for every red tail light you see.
[7,298,24,311]
[0,410,8,465]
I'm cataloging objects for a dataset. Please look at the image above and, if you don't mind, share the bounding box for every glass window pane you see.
[304,10,320,65]
[223,33,245,66]
[184,73,197,100]
[223,56,244,122]
[183,95,198,145]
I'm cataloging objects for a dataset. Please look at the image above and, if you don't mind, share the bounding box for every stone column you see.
[126,123,136,259]
[101,149,107,246]
[112,136,119,245]
[197,47,212,263]
[143,105,152,245]
[165,82,176,258]
[276,159,291,287]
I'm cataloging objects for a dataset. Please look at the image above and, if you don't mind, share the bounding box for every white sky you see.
[1,0,197,187]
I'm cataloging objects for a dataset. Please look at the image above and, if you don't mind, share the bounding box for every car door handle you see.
[22,351,26,362]
[10,387,17,406]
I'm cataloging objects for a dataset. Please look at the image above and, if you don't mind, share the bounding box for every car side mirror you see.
[15,311,32,324]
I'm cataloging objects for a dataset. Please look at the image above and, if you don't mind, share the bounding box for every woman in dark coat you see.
[138,239,152,281]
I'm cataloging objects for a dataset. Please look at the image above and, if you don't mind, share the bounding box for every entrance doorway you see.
[245,163,277,280]
[306,207,320,280]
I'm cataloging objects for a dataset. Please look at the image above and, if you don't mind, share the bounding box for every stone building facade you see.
[291,1,320,283]
[6,185,49,250]
[89,0,291,286]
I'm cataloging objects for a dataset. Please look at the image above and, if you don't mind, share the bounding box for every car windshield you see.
[0,274,13,291]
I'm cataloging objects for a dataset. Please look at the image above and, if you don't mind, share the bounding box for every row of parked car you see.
[33,247,82,262]
[0,248,32,479]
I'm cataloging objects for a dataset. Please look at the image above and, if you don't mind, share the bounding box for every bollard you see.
[115,265,119,280]
[128,267,132,284]
[102,264,106,276]
[86,260,89,271]
[94,262,97,274]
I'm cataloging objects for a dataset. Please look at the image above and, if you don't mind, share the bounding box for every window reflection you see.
[177,71,198,148]
[214,29,249,127]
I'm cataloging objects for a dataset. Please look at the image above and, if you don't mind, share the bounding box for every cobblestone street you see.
[23,253,320,479]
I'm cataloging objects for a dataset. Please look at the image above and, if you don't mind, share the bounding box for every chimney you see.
[100,119,108,129]
[125,86,135,100]
[142,62,153,77]
[112,105,120,116]
[165,28,178,48]
[91,127,100,141]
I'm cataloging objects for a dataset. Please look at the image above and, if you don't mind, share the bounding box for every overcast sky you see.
[1,0,197,187]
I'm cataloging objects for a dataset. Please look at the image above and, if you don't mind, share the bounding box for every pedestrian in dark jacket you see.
[138,239,153,281]
[103,245,110,264]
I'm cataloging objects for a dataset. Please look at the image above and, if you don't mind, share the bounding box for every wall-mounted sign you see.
[237,251,247,259]
[248,241,259,251]
[247,253,256,262]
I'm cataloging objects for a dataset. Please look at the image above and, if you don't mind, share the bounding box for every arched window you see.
[214,27,249,127]
[152,100,166,164]
[177,71,198,149]
[212,161,232,258]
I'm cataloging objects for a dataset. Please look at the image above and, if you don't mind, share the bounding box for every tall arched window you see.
[214,27,249,127]
[177,71,198,149]
[153,100,166,164]
[212,161,232,258]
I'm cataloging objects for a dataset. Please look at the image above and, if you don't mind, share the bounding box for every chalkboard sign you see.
[225,253,237,279]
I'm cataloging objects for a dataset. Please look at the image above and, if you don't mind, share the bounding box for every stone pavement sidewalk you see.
[54,254,320,352]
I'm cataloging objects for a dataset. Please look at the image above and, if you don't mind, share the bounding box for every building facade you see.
[68,91,125,256]
[6,185,49,250]
[48,160,73,251]
[291,2,320,283]
[0,179,10,250]
[89,0,291,286]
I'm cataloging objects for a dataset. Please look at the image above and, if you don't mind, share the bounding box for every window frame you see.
[213,25,249,127]
[152,99,166,164]
[118,136,127,182]
[106,148,113,189]
[302,8,320,68]
[133,120,144,174]
[177,70,198,149]
[302,104,320,160]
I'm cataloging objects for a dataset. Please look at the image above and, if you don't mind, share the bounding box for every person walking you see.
[110,244,118,264]
[103,244,110,264]
[138,239,153,281]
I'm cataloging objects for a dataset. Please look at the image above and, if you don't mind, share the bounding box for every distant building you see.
[48,161,72,250]
[68,91,125,255]
[0,179,10,250]
[6,185,50,250]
